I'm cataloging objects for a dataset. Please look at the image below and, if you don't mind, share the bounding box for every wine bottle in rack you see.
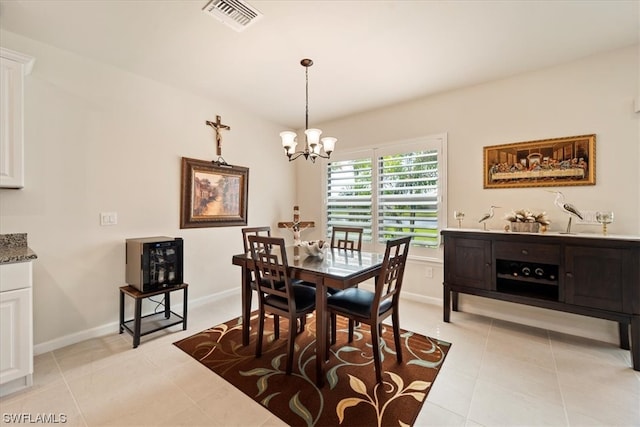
[509,262,520,277]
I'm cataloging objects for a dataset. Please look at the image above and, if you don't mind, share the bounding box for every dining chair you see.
[248,235,317,375]
[330,226,364,299]
[241,226,281,337]
[330,226,363,251]
[326,236,411,383]
[242,226,271,253]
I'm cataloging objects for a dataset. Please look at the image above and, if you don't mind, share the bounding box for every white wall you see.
[0,30,297,351]
[1,28,637,351]
[298,45,639,344]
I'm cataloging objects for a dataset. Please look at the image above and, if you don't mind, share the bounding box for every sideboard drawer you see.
[494,241,560,264]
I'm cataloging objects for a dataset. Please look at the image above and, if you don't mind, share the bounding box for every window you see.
[324,135,447,253]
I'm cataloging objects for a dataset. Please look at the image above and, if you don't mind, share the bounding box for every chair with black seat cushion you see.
[326,236,411,383]
[248,235,316,375]
[330,226,363,251]
[242,227,281,337]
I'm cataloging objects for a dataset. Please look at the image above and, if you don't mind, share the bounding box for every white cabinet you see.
[0,261,33,396]
[0,48,35,189]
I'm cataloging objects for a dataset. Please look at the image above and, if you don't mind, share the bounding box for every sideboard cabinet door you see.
[564,245,628,312]
[444,236,492,290]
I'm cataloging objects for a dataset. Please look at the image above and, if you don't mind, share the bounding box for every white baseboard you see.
[33,287,239,355]
[34,287,619,354]
[455,295,619,345]
[34,322,120,355]
[401,292,618,345]
[400,291,442,306]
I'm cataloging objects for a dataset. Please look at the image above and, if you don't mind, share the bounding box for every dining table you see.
[232,246,385,387]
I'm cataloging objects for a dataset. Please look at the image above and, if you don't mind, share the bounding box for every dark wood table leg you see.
[241,266,252,346]
[133,296,142,348]
[452,291,459,312]
[631,315,639,371]
[315,277,327,387]
[619,321,630,350]
[443,284,450,323]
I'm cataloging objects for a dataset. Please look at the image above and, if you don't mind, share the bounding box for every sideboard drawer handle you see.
[566,272,573,278]
[521,249,529,255]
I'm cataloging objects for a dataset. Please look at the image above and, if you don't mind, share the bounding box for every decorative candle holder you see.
[595,211,614,236]
[454,210,465,228]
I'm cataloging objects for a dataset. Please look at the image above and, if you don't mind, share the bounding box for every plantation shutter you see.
[376,149,440,248]
[324,134,446,252]
[326,157,373,241]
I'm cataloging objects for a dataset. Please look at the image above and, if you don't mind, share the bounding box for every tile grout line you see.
[463,318,493,425]
[547,331,571,427]
[50,350,89,427]
[146,345,220,426]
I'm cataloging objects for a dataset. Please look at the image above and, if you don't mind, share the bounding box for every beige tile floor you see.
[1,294,639,426]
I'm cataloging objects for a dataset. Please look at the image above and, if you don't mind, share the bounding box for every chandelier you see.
[280,59,337,163]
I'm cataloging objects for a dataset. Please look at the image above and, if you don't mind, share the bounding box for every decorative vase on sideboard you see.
[510,222,540,233]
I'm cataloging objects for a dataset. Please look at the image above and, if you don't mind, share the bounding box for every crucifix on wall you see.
[206,115,230,166]
[278,205,315,245]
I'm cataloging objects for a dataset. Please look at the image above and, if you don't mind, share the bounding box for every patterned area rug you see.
[173,312,451,427]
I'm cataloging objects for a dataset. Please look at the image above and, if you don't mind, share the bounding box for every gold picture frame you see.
[483,134,595,189]
[180,157,248,228]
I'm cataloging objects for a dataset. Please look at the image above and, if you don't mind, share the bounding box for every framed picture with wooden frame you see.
[180,157,248,228]
[483,134,595,189]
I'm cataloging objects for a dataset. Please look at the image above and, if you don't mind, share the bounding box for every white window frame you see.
[322,133,448,260]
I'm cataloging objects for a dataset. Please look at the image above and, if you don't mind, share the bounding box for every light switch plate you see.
[100,212,118,226]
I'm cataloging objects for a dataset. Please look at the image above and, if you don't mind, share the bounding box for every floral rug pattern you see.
[173,312,451,427]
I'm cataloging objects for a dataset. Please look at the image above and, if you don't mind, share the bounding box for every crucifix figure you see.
[206,115,230,163]
[278,205,315,245]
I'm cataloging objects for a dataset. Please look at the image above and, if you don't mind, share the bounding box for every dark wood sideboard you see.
[441,229,639,371]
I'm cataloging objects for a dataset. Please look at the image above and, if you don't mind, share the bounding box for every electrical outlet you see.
[574,210,599,226]
[425,267,433,278]
[100,212,118,226]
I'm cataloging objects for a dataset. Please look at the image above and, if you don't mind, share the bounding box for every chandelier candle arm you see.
[279,58,337,163]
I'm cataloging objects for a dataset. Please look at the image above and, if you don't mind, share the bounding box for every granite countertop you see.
[0,233,38,264]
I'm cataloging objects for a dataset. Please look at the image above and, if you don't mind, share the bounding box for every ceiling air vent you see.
[202,0,262,32]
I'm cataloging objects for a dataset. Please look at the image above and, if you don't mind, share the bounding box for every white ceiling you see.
[0,0,638,129]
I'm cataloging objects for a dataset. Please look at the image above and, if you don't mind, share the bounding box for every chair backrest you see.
[247,235,293,304]
[373,236,411,313]
[330,226,363,251]
[242,226,271,253]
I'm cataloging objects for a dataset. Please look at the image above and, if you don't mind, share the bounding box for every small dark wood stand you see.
[119,283,188,348]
